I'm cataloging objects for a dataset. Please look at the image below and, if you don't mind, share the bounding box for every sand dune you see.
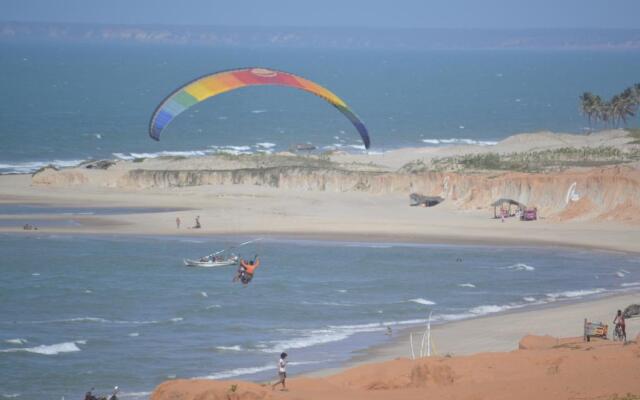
[151,333,640,400]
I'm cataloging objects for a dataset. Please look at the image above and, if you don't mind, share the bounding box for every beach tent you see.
[491,198,526,218]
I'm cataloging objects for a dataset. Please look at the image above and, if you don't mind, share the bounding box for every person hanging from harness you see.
[234,255,260,285]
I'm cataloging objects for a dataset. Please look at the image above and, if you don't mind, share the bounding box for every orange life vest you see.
[241,259,260,275]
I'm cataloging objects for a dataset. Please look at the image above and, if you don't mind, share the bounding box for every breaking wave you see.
[0,159,85,175]
[546,288,606,300]
[421,138,497,146]
[409,298,436,305]
[0,341,82,355]
[502,263,535,271]
[4,338,27,345]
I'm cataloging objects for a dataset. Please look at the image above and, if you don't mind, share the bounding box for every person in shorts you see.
[271,352,288,391]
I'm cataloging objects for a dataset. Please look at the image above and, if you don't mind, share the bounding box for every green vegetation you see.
[627,128,640,144]
[404,146,640,173]
[580,83,640,129]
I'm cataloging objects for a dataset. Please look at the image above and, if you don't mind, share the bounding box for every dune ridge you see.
[151,334,640,400]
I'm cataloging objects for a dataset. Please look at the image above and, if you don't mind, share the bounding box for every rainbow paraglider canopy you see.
[149,67,370,149]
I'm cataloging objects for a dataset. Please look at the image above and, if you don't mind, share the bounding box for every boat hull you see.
[183,259,238,268]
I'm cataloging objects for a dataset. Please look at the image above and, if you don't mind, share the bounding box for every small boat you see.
[183,238,261,268]
[183,255,238,268]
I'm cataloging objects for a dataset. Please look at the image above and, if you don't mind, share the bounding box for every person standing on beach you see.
[271,352,288,391]
[614,309,626,342]
[176,217,181,229]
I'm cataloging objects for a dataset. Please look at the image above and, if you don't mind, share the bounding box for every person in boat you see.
[234,255,260,284]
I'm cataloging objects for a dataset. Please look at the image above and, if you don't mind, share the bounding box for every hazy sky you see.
[3,0,640,29]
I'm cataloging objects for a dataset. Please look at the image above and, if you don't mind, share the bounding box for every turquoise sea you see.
[0,233,639,399]
[1,43,640,173]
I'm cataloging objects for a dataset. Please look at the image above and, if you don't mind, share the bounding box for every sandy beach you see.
[1,130,640,254]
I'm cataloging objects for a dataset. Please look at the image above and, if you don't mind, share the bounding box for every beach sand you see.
[1,130,639,253]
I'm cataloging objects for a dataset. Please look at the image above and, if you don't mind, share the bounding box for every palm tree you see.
[579,83,640,130]
[616,88,636,126]
[580,92,598,129]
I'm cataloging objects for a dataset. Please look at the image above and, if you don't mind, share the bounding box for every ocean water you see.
[1,43,640,173]
[1,234,639,399]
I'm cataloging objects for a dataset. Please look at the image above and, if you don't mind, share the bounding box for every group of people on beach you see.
[175,216,201,229]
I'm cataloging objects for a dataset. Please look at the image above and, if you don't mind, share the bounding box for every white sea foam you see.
[502,263,535,271]
[621,282,640,287]
[469,304,516,315]
[301,301,353,307]
[421,138,497,146]
[616,271,626,278]
[84,290,92,294]
[336,289,347,293]
[458,283,476,288]
[170,317,183,323]
[523,296,536,302]
[328,143,367,152]
[0,159,85,174]
[118,391,151,400]
[437,313,475,322]
[128,332,139,337]
[546,288,606,300]
[200,291,208,298]
[196,364,274,380]
[409,298,436,305]
[19,316,163,325]
[256,142,276,149]
[211,145,253,155]
[215,345,244,352]
[197,361,321,380]
[206,304,222,310]
[113,150,210,161]
[0,341,82,355]
[31,273,40,276]
[259,319,427,353]
[251,109,267,114]
[1,393,20,398]
[4,338,27,345]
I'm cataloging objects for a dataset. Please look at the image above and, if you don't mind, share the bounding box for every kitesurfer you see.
[234,255,260,284]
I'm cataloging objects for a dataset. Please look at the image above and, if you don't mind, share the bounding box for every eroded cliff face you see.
[32,163,640,223]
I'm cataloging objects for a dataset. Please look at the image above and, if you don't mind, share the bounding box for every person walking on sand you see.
[271,352,288,391]
[614,309,626,342]
[176,217,181,229]
[194,216,201,229]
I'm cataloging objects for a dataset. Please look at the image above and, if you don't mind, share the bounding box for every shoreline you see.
[2,222,639,256]
[303,288,640,378]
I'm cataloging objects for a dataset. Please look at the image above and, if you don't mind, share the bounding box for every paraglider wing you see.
[149,67,370,149]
